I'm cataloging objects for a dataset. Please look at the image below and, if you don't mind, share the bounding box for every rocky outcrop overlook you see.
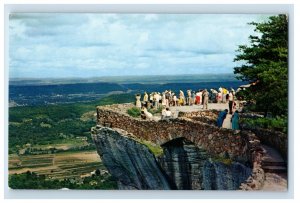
[91,103,286,190]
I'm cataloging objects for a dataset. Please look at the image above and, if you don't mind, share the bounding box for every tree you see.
[234,15,288,117]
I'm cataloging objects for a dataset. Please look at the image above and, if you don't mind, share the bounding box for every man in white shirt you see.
[161,107,172,120]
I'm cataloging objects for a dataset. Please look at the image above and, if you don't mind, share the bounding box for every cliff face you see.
[92,125,252,190]
[159,137,208,190]
[91,126,171,190]
[202,161,252,190]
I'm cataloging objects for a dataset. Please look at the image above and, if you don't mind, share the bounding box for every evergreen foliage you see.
[234,15,288,117]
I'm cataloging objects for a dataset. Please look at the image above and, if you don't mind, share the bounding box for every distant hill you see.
[9,74,239,86]
[10,82,128,97]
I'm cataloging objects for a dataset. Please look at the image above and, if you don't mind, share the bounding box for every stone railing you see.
[96,105,248,161]
[239,131,265,190]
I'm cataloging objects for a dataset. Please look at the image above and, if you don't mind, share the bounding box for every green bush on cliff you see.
[148,106,163,115]
[140,140,163,157]
[127,107,141,117]
[241,117,287,133]
[211,157,233,165]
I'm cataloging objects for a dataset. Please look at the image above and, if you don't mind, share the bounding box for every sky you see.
[9,13,271,78]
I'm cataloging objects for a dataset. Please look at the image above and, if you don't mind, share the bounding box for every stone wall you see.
[239,131,265,190]
[178,110,219,125]
[94,104,271,190]
[97,105,248,160]
[241,124,287,161]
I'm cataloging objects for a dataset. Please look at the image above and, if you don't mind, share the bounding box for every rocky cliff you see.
[91,126,171,190]
[202,161,252,190]
[92,124,253,190]
[159,137,208,190]
[90,104,272,190]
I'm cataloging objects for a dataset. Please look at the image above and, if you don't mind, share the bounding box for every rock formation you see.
[202,161,252,190]
[91,104,280,190]
[91,126,171,190]
[159,137,208,190]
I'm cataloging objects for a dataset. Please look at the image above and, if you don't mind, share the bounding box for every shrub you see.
[127,107,141,118]
[148,106,163,115]
[241,116,287,133]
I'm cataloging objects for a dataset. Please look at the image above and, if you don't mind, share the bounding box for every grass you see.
[138,140,163,157]
[211,157,233,165]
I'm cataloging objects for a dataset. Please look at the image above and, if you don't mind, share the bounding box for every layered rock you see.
[91,126,171,190]
[202,161,252,190]
[159,137,208,190]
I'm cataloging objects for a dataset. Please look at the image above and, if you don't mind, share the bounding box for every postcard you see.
[8,13,288,191]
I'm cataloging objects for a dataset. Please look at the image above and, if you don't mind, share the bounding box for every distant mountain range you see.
[9,74,239,86]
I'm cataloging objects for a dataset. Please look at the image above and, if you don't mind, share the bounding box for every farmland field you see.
[9,150,104,180]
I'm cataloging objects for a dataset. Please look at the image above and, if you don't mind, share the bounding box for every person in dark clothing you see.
[216,109,228,127]
[231,111,240,130]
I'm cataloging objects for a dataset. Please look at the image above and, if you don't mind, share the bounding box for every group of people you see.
[141,89,211,110]
[215,87,240,130]
[140,105,173,121]
[136,87,240,129]
[214,87,236,104]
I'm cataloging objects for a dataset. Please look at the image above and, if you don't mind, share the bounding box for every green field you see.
[8,93,134,189]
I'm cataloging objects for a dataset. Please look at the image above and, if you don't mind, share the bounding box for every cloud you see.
[9,14,272,78]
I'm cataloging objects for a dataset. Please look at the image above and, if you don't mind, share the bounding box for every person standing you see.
[203,89,209,109]
[154,92,160,109]
[195,90,202,106]
[231,111,240,130]
[143,92,148,105]
[187,90,192,106]
[143,92,148,101]
[228,91,234,114]
[179,90,185,106]
[173,94,178,106]
[217,91,222,103]
[222,88,227,103]
[192,91,196,105]
[162,92,167,107]
[149,93,154,108]
[216,109,228,128]
[165,90,170,107]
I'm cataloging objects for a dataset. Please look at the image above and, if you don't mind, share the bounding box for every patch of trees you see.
[9,171,117,189]
[9,94,134,154]
[234,15,288,118]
